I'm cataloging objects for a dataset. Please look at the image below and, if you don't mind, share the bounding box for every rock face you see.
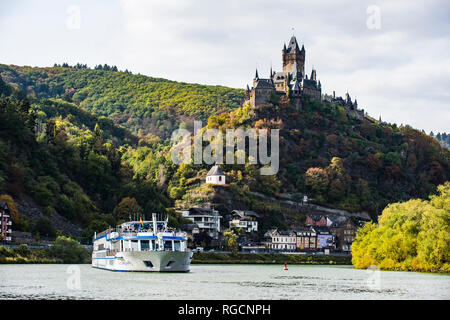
[17,198,83,237]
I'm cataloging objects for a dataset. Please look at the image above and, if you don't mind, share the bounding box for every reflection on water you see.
[0,264,448,300]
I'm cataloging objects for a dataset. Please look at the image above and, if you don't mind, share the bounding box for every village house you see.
[305,215,327,227]
[229,210,259,233]
[181,207,222,240]
[293,228,317,251]
[180,223,199,242]
[270,229,297,251]
[326,215,347,227]
[205,165,226,185]
[329,217,357,252]
[0,202,12,242]
[261,229,276,250]
[310,226,334,252]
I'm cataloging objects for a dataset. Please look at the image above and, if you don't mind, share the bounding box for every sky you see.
[0,0,449,133]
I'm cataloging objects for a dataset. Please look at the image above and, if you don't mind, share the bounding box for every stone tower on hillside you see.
[282,35,305,76]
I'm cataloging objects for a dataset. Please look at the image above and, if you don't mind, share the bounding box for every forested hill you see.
[0,76,174,242]
[0,62,449,241]
[169,97,450,223]
[0,64,244,139]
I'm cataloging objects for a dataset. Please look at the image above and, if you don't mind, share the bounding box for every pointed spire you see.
[287,35,300,52]
[255,69,259,79]
[246,84,250,91]
[283,43,286,51]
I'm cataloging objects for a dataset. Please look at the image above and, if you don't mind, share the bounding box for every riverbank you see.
[191,252,352,265]
[0,237,90,264]
[0,245,62,264]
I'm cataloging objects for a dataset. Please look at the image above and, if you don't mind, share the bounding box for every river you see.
[0,264,448,299]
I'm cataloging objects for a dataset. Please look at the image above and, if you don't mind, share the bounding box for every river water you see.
[0,264,448,300]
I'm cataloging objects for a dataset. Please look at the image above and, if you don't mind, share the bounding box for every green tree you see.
[113,197,143,221]
[49,236,90,263]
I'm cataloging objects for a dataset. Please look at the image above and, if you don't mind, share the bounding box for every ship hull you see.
[92,251,193,272]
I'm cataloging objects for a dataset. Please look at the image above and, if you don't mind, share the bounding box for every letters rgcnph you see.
[171,121,279,175]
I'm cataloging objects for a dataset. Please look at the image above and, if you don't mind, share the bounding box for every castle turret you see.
[253,69,259,87]
[244,84,251,101]
[310,69,317,81]
[282,35,305,75]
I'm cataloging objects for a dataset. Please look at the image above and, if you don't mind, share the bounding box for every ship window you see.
[166,261,174,267]
[164,240,173,251]
[144,261,153,268]
[174,241,181,251]
[141,240,150,251]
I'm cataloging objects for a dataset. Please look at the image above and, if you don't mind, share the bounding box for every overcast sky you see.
[1,0,449,133]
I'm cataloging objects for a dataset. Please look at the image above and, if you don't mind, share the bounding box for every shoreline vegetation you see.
[0,236,90,264]
[352,182,449,273]
[0,246,352,265]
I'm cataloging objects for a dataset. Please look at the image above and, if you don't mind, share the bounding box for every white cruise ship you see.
[92,213,193,272]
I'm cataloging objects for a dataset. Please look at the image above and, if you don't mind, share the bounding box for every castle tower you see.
[253,69,259,87]
[310,69,317,81]
[282,36,305,76]
[244,84,251,101]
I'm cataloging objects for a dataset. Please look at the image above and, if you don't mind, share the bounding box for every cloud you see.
[0,0,448,132]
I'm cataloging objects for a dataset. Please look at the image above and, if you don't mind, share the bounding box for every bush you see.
[49,236,90,263]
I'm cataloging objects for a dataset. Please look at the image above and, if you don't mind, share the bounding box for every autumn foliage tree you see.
[352,182,450,272]
[305,167,329,194]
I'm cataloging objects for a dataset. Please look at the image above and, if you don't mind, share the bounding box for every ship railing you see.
[119,247,187,252]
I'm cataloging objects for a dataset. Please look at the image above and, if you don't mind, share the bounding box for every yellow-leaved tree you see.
[0,194,19,222]
[352,182,450,272]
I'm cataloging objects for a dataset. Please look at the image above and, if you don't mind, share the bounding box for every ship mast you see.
[152,212,157,233]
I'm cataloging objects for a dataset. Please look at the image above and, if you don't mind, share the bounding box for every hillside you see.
[169,96,450,227]
[0,77,172,242]
[1,63,449,240]
[0,64,244,139]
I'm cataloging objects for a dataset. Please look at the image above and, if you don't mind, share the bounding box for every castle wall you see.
[251,88,273,107]
[303,87,321,101]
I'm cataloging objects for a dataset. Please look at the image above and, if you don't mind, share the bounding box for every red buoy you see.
[283,263,288,270]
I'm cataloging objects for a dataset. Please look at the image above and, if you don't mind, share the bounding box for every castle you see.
[244,35,364,121]
[244,35,321,107]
